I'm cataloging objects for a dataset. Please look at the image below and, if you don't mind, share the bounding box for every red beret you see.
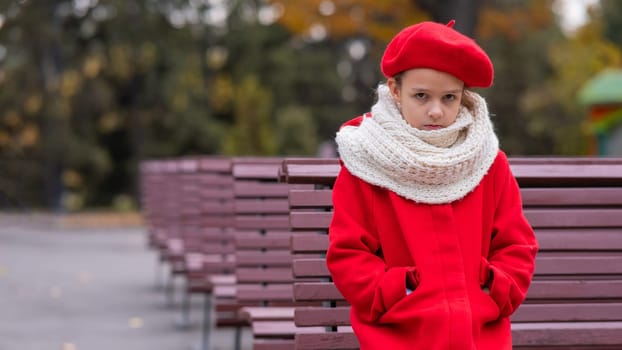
[380,20,494,88]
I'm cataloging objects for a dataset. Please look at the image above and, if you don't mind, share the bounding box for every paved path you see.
[0,215,252,350]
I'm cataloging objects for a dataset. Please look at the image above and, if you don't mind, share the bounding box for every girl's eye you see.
[414,93,426,100]
[444,94,457,101]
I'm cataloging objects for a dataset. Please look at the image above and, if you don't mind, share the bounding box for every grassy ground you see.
[57,211,144,229]
[0,211,144,229]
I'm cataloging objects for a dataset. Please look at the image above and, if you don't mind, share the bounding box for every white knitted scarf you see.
[335,84,499,204]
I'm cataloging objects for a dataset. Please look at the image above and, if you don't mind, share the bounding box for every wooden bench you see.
[176,156,239,337]
[283,157,622,349]
[139,158,190,305]
[141,156,239,350]
[200,158,294,349]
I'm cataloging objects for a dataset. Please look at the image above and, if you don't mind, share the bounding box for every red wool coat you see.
[327,121,538,350]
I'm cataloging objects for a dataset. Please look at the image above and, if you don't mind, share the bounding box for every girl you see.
[326,20,538,350]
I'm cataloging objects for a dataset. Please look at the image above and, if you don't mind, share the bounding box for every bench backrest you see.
[284,157,622,349]
[232,158,313,305]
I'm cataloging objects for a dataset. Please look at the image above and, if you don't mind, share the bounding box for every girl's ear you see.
[387,77,401,102]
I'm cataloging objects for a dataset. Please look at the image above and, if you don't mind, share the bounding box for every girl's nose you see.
[427,102,442,120]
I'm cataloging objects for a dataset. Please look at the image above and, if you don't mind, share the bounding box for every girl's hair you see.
[393,72,476,113]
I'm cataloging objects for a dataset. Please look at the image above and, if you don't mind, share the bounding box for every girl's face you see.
[388,68,464,131]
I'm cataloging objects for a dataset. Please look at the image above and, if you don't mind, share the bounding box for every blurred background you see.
[0,0,621,213]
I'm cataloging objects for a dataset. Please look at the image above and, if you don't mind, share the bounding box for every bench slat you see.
[234,181,297,197]
[512,321,622,346]
[290,234,329,253]
[235,215,290,230]
[200,202,235,213]
[524,208,622,228]
[289,189,333,208]
[240,306,295,322]
[291,229,622,252]
[290,212,331,230]
[288,188,622,208]
[237,284,292,302]
[293,280,622,302]
[521,187,622,206]
[198,157,231,172]
[237,268,294,283]
[235,232,292,249]
[535,255,622,275]
[294,322,622,349]
[527,280,622,300]
[235,199,290,214]
[295,330,358,350]
[202,216,235,227]
[253,338,295,350]
[232,160,282,180]
[290,209,622,230]
[281,163,341,186]
[293,259,328,278]
[510,163,622,186]
[252,320,326,338]
[512,303,622,322]
[199,188,234,199]
[294,255,622,279]
[294,306,350,327]
[293,303,622,327]
[235,251,292,266]
[536,229,622,250]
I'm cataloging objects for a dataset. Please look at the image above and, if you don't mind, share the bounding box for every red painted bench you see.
[282,157,622,350]
[205,158,316,350]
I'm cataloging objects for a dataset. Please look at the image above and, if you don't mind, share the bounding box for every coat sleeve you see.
[481,153,539,318]
[326,166,419,323]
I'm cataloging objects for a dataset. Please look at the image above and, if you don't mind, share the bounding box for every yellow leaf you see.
[128,317,144,329]
[61,70,82,98]
[83,56,102,78]
[99,112,121,133]
[61,343,77,350]
[0,131,10,148]
[4,110,21,127]
[19,123,39,147]
[25,94,43,114]
[62,169,83,188]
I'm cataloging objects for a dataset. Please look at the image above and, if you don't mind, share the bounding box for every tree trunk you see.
[416,0,482,37]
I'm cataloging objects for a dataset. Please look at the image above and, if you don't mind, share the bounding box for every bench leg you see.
[165,270,175,306]
[154,256,163,290]
[200,293,212,350]
[234,325,242,350]
[175,280,192,329]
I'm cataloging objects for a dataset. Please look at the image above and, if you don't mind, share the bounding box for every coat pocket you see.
[478,257,501,323]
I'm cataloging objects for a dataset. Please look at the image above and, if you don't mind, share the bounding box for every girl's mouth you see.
[423,125,442,130]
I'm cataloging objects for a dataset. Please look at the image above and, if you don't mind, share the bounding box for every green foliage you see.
[0,0,226,208]
[223,75,276,155]
[478,0,564,154]
[274,105,319,156]
[2,0,622,209]
[520,7,622,155]
[602,0,622,47]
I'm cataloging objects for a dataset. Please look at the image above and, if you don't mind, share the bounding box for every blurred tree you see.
[1,0,617,210]
[274,105,319,155]
[0,0,224,209]
[268,0,428,42]
[533,3,622,154]
[265,0,430,137]
[223,75,276,155]
[491,0,620,155]
[417,0,482,35]
[477,0,568,154]
[601,0,622,47]
[216,1,357,149]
